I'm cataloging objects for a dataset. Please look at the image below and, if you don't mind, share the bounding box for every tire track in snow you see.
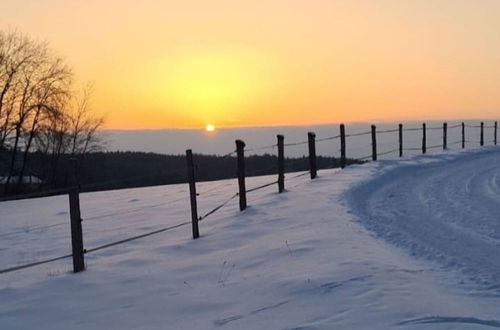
[347,149,500,290]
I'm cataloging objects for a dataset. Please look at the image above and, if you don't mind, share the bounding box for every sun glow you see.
[136,49,279,128]
[7,1,500,129]
[205,124,216,132]
[164,54,259,126]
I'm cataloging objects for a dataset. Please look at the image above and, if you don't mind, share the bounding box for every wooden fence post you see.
[185,149,199,239]
[495,121,498,146]
[340,124,346,168]
[480,122,484,146]
[277,135,285,193]
[462,122,465,149]
[371,125,377,161]
[68,159,85,273]
[443,122,447,150]
[235,140,247,211]
[399,123,403,157]
[422,123,427,154]
[308,132,317,179]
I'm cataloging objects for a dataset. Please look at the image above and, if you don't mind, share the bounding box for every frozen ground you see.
[2,147,500,329]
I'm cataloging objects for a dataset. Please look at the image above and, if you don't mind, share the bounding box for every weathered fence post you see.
[340,124,346,168]
[443,122,447,150]
[462,122,465,149]
[68,159,85,273]
[371,125,377,161]
[422,123,427,154]
[185,149,199,239]
[277,134,285,193]
[495,121,498,146]
[235,140,247,211]
[399,123,403,157]
[480,122,484,146]
[308,132,317,179]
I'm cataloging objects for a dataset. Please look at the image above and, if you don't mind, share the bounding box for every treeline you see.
[0,150,362,196]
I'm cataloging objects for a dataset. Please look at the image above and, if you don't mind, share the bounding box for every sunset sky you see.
[3,0,500,129]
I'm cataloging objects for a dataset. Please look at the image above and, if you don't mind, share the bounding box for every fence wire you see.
[316,134,341,142]
[199,193,239,221]
[246,181,278,193]
[84,221,191,254]
[221,150,237,158]
[283,140,308,147]
[0,253,73,275]
[357,154,373,161]
[377,148,400,157]
[2,120,499,276]
[345,131,371,137]
[377,128,400,134]
[427,144,443,150]
[403,127,422,132]
[245,144,277,153]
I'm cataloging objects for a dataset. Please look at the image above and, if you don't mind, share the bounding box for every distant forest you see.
[0,150,362,197]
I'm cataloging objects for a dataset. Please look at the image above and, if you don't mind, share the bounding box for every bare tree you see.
[67,83,105,157]
[15,57,73,190]
[0,30,39,150]
[2,34,72,191]
[0,30,104,194]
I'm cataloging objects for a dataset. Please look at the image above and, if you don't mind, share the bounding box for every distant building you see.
[0,176,42,185]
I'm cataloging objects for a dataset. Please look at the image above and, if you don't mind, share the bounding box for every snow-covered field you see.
[2,147,500,329]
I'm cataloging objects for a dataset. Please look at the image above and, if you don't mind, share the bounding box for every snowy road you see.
[348,147,500,290]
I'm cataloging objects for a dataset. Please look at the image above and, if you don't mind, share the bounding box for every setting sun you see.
[4,2,500,329]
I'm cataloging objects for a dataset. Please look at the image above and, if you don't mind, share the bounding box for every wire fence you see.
[1,120,498,276]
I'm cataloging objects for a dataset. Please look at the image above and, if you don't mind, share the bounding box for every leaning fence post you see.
[235,140,247,211]
[443,122,447,150]
[308,132,317,179]
[422,123,427,154]
[398,123,403,157]
[340,124,346,168]
[68,159,85,273]
[495,121,498,146]
[371,125,377,161]
[462,122,465,149]
[185,149,199,239]
[480,122,484,146]
[277,135,285,193]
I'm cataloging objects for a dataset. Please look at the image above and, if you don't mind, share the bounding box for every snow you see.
[2,148,500,329]
[347,147,500,289]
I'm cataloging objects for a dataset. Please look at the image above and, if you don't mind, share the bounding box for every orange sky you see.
[3,0,500,129]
